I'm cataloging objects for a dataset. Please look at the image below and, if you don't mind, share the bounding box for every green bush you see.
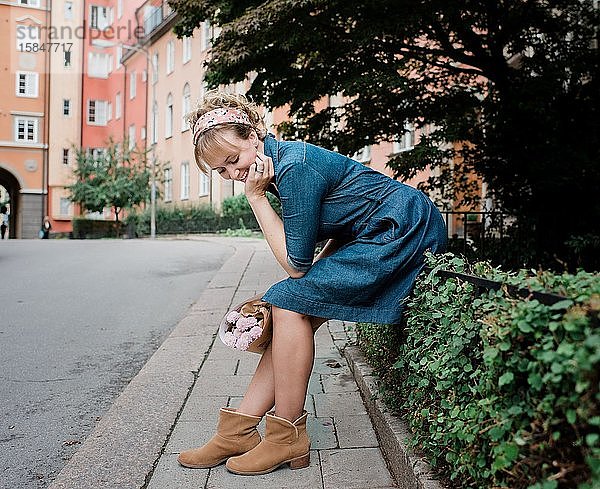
[220,192,282,230]
[356,253,599,489]
[72,217,123,239]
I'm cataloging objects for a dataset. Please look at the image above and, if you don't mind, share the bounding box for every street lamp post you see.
[91,40,157,239]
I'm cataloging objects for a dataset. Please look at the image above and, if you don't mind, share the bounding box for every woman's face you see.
[205,129,259,182]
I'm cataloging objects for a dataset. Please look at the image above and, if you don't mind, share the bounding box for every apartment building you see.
[0,0,50,238]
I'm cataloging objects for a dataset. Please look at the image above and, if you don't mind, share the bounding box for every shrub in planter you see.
[357,253,599,489]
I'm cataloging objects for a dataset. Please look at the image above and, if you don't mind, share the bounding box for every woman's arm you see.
[245,155,306,279]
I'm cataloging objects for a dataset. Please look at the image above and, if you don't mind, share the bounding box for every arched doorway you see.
[0,167,23,239]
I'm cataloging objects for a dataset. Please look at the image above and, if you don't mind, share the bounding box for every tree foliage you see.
[170,0,599,268]
[68,140,154,227]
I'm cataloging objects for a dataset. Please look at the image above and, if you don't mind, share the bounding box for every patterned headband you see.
[193,107,252,145]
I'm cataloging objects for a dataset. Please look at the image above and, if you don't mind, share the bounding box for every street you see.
[0,238,232,489]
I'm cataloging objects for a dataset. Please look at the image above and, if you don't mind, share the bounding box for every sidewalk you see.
[49,237,397,489]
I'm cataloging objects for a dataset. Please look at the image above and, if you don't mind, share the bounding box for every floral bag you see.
[218,294,272,354]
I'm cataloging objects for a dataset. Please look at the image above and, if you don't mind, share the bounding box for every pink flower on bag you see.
[226,311,241,323]
[223,331,237,348]
[236,332,253,351]
[248,325,263,341]
[236,316,258,331]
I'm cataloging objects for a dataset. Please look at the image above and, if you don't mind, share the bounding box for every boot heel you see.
[289,452,310,469]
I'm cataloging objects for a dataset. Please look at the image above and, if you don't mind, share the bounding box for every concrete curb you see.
[48,240,256,489]
[343,345,445,489]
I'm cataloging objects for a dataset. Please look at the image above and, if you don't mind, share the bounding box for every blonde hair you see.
[186,90,267,174]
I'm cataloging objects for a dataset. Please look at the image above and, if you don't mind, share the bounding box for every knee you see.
[272,306,310,324]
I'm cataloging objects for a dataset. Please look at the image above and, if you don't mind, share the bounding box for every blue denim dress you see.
[261,135,447,324]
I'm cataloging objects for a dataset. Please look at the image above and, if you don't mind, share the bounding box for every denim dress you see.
[261,135,447,324]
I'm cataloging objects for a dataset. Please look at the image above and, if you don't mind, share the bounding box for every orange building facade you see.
[1,1,454,238]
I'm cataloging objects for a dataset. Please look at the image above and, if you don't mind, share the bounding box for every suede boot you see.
[226,410,310,475]
[177,407,261,469]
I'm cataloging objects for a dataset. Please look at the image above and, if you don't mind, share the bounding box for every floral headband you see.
[193,107,252,145]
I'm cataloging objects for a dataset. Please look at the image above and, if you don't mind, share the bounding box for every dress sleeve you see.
[277,156,328,274]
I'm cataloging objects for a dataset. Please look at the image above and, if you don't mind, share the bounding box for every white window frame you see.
[152,102,158,144]
[88,52,111,78]
[16,71,39,98]
[165,93,173,138]
[59,197,72,216]
[166,41,175,74]
[201,21,211,50]
[117,0,123,19]
[353,145,371,163]
[164,168,172,202]
[182,36,192,64]
[128,124,136,150]
[63,99,71,116]
[199,171,210,196]
[90,5,112,30]
[393,123,415,153]
[152,53,159,84]
[18,0,40,7]
[87,100,109,126]
[180,162,190,200]
[141,126,146,140]
[129,71,137,99]
[14,116,39,143]
[115,92,122,119]
[64,2,73,20]
[182,83,191,131]
[16,24,40,51]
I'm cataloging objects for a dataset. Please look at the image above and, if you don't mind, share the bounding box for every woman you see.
[177,91,446,476]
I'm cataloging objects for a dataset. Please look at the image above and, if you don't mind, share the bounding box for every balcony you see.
[136,0,175,41]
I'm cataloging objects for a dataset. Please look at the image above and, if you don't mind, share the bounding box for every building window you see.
[18,0,41,6]
[164,168,172,201]
[201,21,211,51]
[117,0,123,19]
[393,123,415,153]
[90,5,112,30]
[60,197,72,216]
[16,72,38,98]
[14,117,38,143]
[129,71,136,99]
[87,100,109,125]
[166,41,175,74]
[182,37,192,63]
[115,92,121,119]
[152,53,159,83]
[141,126,146,140]
[16,25,40,50]
[199,172,209,196]
[152,102,158,143]
[182,83,191,131]
[88,52,111,78]
[64,2,73,20]
[63,148,70,165]
[165,93,173,138]
[63,99,71,116]
[64,50,72,67]
[180,162,190,200]
[352,145,371,163]
[128,125,136,150]
[90,148,105,160]
[141,70,147,83]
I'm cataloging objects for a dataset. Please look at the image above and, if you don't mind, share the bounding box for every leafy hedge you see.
[72,217,124,239]
[125,193,281,237]
[356,253,599,489]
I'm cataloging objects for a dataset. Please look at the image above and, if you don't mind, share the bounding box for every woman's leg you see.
[237,343,275,417]
[271,307,317,422]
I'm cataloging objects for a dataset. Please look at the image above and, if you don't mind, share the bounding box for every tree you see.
[68,140,155,232]
[170,0,599,268]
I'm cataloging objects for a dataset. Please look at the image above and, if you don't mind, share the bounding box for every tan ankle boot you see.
[225,410,310,475]
[177,408,261,469]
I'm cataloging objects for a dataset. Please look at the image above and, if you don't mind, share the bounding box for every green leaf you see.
[498,372,514,387]
[548,299,574,311]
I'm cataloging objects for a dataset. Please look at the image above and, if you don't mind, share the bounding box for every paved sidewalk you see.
[145,238,396,489]
[50,237,397,489]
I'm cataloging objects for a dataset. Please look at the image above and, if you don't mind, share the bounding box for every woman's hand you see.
[244,152,274,203]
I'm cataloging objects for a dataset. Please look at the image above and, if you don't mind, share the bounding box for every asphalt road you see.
[0,238,233,489]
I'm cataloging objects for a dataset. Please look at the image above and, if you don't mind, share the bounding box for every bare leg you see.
[271,307,317,422]
[237,314,327,419]
[237,343,275,417]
